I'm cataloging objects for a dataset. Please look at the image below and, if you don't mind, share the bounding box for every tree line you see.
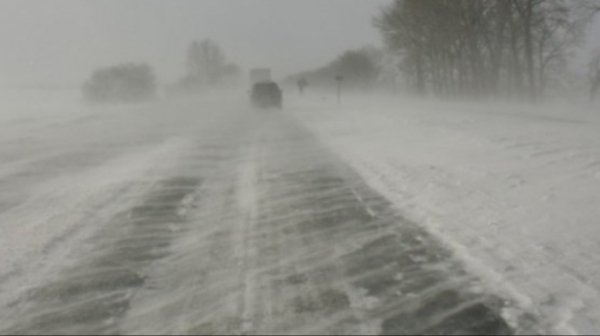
[83,63,156,104]
[374,0,593,100]
[170,39,241,94]
[285,47,383,93]
[83,39,241,104]
[82,1,600,104]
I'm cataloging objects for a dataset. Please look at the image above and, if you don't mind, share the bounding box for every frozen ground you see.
[293,94,600,334]
[0,90,529,334]
[0,89,597,334]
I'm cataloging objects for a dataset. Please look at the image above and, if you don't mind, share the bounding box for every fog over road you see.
[0,98,521,334]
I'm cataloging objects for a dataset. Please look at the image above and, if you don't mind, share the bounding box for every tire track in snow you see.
[0,174,204,334]
[237,140,260,334]
[119,112,516,334]
[248,116,514,334]
[1,108,523,334]
[0,129,236,334]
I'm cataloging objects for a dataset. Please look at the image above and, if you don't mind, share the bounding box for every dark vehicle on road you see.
[251,81,282,109]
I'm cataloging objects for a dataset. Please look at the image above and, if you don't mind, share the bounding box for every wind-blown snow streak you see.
[119,113,514,335]
[294,96,600,334]
[0,94,531,334]
[0,138,192,303]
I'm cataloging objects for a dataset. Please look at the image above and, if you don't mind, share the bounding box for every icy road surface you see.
[295,96,600,335]
[0,96,527,334]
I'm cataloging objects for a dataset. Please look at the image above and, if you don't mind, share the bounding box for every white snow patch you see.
[0,136,193,305]
[292,96,600,334]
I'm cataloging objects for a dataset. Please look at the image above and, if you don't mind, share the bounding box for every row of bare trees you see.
[171,39,241,94]
[285,47,382,93]
[375,0,591,100]
[83,63,156,104]
[83,39,241,103]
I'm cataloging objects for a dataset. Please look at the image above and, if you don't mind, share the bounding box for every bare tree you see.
[285,47,381,93]
[174,38,241,94]
[187,39,227,86]
[374,0,589,101]
[83,63,156,104]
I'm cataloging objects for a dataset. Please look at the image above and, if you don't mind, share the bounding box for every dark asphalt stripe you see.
[0,110,535,334]
[2,175,203,335]
[252,115,518,334]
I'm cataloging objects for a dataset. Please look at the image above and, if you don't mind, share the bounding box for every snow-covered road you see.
[0,96,521,334]
[294,96,600,334]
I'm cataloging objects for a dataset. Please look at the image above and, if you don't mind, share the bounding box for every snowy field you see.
[0,90,520,334]
[293,95,600,334]
[1,89,600,334]
[0,90,236,309]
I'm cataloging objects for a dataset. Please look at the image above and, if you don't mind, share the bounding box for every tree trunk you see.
[509,9,524,99]
[415,51,426,95]
[522,0,537,101]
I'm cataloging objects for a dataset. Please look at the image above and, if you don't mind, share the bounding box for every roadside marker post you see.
[335,75,344,104]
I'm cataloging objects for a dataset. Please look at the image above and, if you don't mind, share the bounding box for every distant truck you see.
[249,68,272,85]
[251,82,282,109]
[249,68,282,109]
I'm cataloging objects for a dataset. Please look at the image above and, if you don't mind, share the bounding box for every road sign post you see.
[335,75,344,104]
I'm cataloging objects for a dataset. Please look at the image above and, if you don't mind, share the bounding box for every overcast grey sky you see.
[0,0,391,89]
[1,0,599,90]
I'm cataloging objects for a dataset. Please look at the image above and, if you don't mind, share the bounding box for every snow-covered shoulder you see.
[292,95,600,334]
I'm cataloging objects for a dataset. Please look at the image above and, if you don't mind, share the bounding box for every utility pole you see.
[335,75,344,104]
[297,78,308,96]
